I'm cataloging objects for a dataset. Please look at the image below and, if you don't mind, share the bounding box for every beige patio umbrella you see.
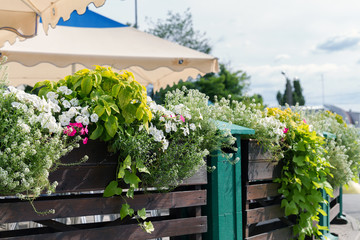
[0,10,219,92]
[0,0,106,48]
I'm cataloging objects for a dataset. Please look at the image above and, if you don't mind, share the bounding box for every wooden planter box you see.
[0,140,208,240]
[241,139,294,240]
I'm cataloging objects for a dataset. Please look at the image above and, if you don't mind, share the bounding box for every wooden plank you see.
[245,226,292,240]
[2,217,207,240]
[181,165,207,186]
[247,140,273,161]
[248,160,282,182]
[49,165,117,193]
[58,140,118,165]
[247,183,280,200]
[330,203,340,222]
[330,188,340,202]
[49,165,206,194]
[0,190,206,224]
[247,205,285,225]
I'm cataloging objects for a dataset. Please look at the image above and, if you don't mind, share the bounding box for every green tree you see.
[292,79,305,105]
[147,9,263,106]
[154,64,254,104]
[277,77,305,106]
[146,8,211,54]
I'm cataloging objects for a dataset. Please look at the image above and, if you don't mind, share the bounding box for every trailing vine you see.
[267,107,333,239]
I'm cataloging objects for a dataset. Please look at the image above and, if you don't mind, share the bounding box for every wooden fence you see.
[0,140,207,240]
[241,139,294,240]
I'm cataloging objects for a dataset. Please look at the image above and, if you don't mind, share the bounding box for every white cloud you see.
[274,54,291,63]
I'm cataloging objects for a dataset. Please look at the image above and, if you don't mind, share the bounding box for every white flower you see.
[159,116,165,122]
[81,106,90,117]
[57,86,69,94]
[171,122,177,132]
[65,89,73,95]
[82,116,90,125]
[162,139,169,151]
[75,116,84,124]
[62,100,71,109]
[189,123,196,131]
[181,126,190,136]
[66,107,79,119]
[90,113,99,123]
[18,123,31,133]
[70,98,79,107]
[149,125,165,142]
[59,114,70,126]
[165,121,172,133]
[46,92,58,101]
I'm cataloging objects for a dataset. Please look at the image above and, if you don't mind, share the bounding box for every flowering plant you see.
[0,86,85,213]
[298,109,360,187]
[33,66,152,142]
[210,96,286,161]
[104,96,212,232]
[267,107,333,239]
[164,88,236,157]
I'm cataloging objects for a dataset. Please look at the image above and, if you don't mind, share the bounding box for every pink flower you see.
[63,126,76,136]
[180,115,185,123]
[283,128,289,134]
[68,127,76,137]
[80,126,88,135]
[303,119,307,124]
[70,122,83,128]
[83,137,88,144]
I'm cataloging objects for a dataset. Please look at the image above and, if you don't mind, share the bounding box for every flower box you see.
[0,141,208,240]
[241,139,293,240]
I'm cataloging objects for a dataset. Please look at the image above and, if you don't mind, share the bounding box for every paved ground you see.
[330,194,360,239]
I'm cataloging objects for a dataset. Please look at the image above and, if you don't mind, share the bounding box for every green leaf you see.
[136,107,144,121]
[123,155,132,169]
[296,141,306,151]
[285,201,299,216]
[112,84,121,97]
[73,78,82,91]
[124,170,141,189]
[136,161,150,174]
[137,208,147,220]
[38,87,51,98]
[94,105,105,117]
[312,181,321,189]
[109,103,120,114]
[32,81,47,91]
[103,181,122,197]
[104,115,118,138]
[293,155,305,166]
[142,221,154,233]
[318,208,327,216]
[118,86,133,109]
[316,224,329,231]
[126,187,135,198]
[89,124,104,140]
[324,182,334,197]
[81,76,93,96]
[120,204,134,220]
[118,166,125,179]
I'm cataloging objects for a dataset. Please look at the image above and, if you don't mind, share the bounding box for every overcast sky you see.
[91,0,360,111]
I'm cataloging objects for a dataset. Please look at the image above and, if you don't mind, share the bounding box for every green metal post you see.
[319,189,338,240]
[319,132,338,240]
[336,187,348,222]
[205,121,254,240]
